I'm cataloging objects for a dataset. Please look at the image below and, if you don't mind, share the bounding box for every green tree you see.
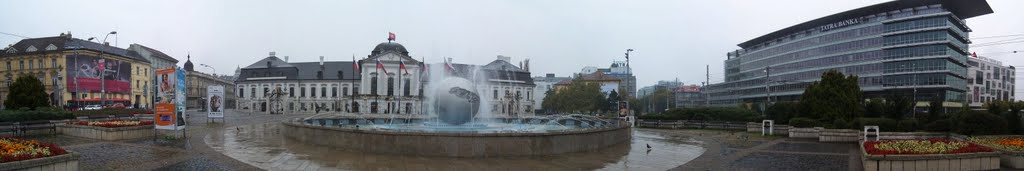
[864,98,885,118]
[884,93,912,120]
[798,70,863,121]
[1007,101,1023,134]
[546,80,607,114]
[541,88,560,114]
[4,74,49,110]
[985,100,1009,116]
[927,96,944,122]
[606,89,620,111]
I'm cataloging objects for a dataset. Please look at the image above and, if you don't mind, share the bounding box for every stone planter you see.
[59,124,153,140]
[819,129,859,142]
[966,135,1024,169]
[788,127,822,138]
[0,152,79,171]
[746,122,760,132]
[860,142,1000,171]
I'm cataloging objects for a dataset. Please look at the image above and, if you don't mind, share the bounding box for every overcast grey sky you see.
[2,0,1023,96]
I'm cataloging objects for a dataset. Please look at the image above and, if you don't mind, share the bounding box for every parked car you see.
[83,105,102,110]
[108,103,126,109]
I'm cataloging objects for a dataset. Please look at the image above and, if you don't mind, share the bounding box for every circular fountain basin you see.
[282,115,632,157]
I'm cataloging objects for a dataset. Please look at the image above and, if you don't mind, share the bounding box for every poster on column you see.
[154,68,178,130]
[207,86,224,118]
[174,68,187,129]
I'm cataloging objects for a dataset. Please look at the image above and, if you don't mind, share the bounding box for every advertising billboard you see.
[207,86,224,119]
[65,55,132,93]
[154,67,185,130]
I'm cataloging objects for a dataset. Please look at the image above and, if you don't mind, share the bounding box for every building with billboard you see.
[0,33,152,109]
[707,0,993,110]
[966,55,1015,108]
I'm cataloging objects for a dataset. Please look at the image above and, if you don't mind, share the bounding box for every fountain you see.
[281,63,632,157]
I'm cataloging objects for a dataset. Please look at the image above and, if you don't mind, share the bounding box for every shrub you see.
[0,110,74,122]
[829,118,852,129]
[788,117,821,128]
[72,108,152,117]
[954,110,1007,136]
[767,102,799,124]
[897,118,920,132]
[923,119,953,132]
[855,118,898,131]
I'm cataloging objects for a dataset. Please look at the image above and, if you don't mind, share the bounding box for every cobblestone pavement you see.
[24,109,311,171]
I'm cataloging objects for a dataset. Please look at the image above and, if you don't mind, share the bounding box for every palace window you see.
[403,78,411,96]
[239,88,244,98]
[332,87,338,97]
[387,77,394,96]
[311,87,317,98]
[289,87,295,97]
[300,86,306,97]
[321,87,326,97]
[371,77,378,95]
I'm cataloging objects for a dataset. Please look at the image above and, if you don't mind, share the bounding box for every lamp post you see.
[625,49,633,116]
[100,31,116,107]
[199,64,216,75]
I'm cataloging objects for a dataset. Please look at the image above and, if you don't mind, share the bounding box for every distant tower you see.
[183,53,194,71]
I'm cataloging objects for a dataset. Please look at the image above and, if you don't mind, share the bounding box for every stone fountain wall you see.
[281,119,632,157]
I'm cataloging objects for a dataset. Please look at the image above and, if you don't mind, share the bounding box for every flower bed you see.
[861,139,1000,171]
[970,136,1024,169]
[59,121,153,140]
[1,137,66,163]
[865,139,992,155]
[69,120,153,128]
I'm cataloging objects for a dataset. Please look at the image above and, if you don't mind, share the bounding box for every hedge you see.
[788,117,820,128]
[0,108,74,122]
[72,108,154,117]
[854,118,898,131]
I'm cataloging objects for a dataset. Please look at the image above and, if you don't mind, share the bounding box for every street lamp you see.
[199,64,216,75]
[100,31,116,107]
[625,49,634,116]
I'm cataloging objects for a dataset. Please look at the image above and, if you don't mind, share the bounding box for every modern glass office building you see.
[707,0,993,109]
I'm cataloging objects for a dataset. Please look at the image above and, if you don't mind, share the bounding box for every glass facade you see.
[711,3,978,106]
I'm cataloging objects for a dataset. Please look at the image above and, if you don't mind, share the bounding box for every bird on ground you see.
[647,144,652,149]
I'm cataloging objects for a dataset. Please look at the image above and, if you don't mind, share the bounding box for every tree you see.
[4,74,49,110]
[926,96,943,122]
[606,89,620,111]
[544,79,606,114]
[798,70,863,121]
[1007,101,1023,134]
[884,94,912,120]
[864,98,885,118]
[985,100,1009,116]
[541,88,559,113]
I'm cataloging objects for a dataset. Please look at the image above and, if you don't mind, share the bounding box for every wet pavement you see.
[206,122,705,171]
[19,110,872,170]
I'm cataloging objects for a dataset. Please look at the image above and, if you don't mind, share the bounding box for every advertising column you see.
[207,85,225,122]
[175,68,187,129]
[154,68,178,130]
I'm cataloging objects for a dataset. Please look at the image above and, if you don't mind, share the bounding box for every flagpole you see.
[398,58,403,115]
[351,54,356,114]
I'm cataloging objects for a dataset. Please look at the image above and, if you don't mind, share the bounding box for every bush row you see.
[638,107,761,122]
[71,108,154,117]
[785,110,1006,135]
[0,107,74,122]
